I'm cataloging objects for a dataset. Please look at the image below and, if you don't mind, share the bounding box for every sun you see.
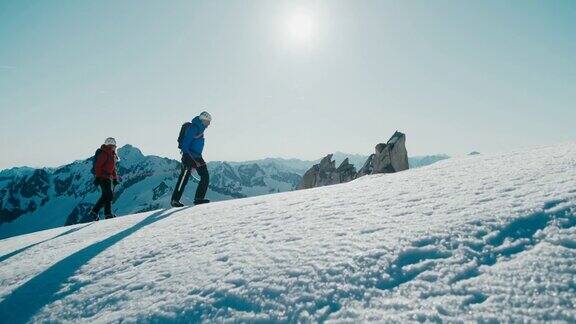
[285,11,317,45]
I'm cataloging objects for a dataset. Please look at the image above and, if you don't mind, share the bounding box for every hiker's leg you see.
[101,179,114,215]
[91,179,107,213]
[195,164,209,201]
[172,154,193,202]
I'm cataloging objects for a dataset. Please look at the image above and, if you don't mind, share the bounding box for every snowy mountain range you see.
[0,142,573,322]
[0,145,448,239]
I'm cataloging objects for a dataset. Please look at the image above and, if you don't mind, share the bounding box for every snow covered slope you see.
[0,145,304,239]
[0,143,574,322]
[0,146,446,240]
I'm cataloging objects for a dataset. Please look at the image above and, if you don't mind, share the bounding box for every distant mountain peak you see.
[118,144,144,157]
[117,144,145,167]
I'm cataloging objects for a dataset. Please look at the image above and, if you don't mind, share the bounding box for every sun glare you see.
[285,11,317,45]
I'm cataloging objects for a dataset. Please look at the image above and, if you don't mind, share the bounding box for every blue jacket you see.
[182,116,206,158]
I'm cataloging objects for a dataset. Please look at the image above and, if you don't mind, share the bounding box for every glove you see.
[93,177,101,186]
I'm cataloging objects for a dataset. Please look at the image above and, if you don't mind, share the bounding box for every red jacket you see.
[95,145,118,179]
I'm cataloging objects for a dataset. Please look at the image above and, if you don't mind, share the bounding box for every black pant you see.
[92,178,114,215]
[171,154,209,202]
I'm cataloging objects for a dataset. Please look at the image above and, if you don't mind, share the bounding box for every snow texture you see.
[0,143,574,322]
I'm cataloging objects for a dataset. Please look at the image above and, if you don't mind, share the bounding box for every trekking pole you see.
[190,169,201,183]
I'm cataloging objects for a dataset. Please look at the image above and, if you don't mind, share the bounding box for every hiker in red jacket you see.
[89,137,120,221]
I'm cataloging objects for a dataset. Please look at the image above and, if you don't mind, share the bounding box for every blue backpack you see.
[177,122,192,150]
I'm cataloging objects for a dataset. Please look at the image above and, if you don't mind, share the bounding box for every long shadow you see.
[0,223,94,264]
[0,206,192,323]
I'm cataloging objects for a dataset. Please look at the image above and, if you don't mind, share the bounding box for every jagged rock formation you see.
[356,155,374,177]
[337,158,357,183]
[297,155,338,190]
[298,131,409,190]
[370,131,409,174]
[297,155,357,190]
[358,131,409,177]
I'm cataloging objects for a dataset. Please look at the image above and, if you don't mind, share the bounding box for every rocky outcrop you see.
[297,155,358,190]
[337,158,357,183]
[298,131,409,190]
[298,155,338,190]
[371,131,409,174]
[356,155,374,178]
[357,131,409,177]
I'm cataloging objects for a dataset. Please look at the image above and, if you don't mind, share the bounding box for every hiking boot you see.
[171,200,185,208]
[194,199,210,205]
[89,211,99,222]
[105,214,116,219]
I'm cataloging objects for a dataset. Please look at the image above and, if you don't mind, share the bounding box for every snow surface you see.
[0,143,575,322]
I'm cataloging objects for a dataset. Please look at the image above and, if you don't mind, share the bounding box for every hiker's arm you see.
[191,124,203,139]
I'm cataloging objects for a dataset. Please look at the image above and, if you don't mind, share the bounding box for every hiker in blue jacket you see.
[171,111,212,207]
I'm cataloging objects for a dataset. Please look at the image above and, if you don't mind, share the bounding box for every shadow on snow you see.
[0,207,191,323]
[0,223,94,264]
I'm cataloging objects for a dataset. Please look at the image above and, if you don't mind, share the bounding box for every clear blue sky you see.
[1,0,574,169]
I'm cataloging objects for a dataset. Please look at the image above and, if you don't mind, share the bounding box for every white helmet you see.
[199,111,212,122]
[104,137,117,146]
